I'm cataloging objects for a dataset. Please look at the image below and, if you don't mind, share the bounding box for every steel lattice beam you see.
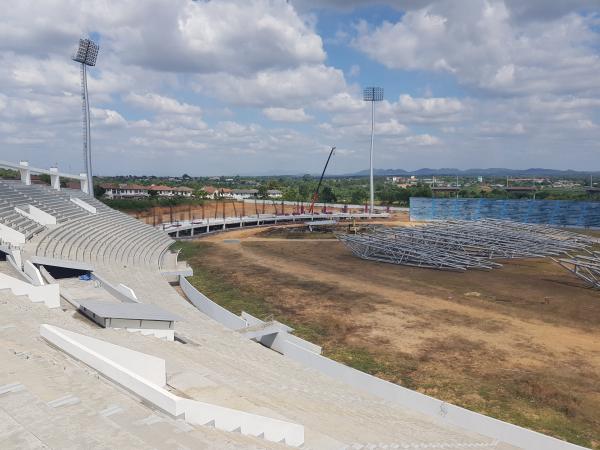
[337,219,595,272]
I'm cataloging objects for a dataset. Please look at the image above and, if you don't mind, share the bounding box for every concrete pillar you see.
[49,167,60,190]
[19,161,31,185]
[79,174,89,194]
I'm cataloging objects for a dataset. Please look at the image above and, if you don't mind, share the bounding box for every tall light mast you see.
[363,86,383,216]
[73,38,99,196]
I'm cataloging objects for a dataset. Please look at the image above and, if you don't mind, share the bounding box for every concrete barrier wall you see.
[180,276,247,330]
[23,260,44,286]
[91,273,138,303]
[15,204,56,225]
[270,331,322,355]
[40,324,181,415]
[182,399,304,446]
[70,197,97,214]
[0,222,25,246]
[116,283,139,302]
[40,324,304,447]
[0,273,59,308]
[9,249,22,270]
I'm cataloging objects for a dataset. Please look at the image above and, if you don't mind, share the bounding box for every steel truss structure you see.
[555,252,600,289]
[337,219,594,272]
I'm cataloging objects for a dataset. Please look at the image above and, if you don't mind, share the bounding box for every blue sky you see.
[1,0,600,175]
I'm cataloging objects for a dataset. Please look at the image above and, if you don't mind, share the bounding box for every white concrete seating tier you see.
[0,181,90,224]
[31,189,174,268]
[0,288,290,449]
[0,184,45,238]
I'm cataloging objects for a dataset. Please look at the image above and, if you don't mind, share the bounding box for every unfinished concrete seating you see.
[30,188,174,268]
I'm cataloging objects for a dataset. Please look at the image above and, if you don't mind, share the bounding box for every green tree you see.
[38,174,51,184]
[94,184,106,198]
[257,185,268,199]
[194,189,208,199]
[283,187,299,201]
[298,182,312,201]
[350,188,368,204]
[320,186,337,203]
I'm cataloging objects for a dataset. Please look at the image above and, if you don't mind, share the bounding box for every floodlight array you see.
[363,86,384,102]
[337,219,594,272]
[73,38,99,66]
[555,252,600,289]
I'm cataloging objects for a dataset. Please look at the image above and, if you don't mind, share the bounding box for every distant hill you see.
[346,168,600,177]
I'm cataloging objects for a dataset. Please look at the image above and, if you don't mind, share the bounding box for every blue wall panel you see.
[409,198,600,228]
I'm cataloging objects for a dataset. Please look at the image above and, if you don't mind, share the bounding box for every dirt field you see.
[176,225,600,448]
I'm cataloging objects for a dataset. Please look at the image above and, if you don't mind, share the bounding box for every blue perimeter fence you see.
[409,197,600,228]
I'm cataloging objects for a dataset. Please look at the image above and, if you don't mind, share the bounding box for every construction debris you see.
[555,252,600,289]
[337,219,594,272]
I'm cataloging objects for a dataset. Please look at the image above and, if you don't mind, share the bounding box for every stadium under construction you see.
[0,159,597,449]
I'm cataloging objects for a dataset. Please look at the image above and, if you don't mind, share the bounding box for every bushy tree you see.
[94,184,106,198]
[320,185,337,203]
[257,185,268,199]
[283,187,299,201]
[350,188,368,204]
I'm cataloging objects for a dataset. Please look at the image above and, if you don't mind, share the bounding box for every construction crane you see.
[309,146,336,214]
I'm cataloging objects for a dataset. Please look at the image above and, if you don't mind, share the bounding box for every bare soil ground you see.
[177,225,600,448]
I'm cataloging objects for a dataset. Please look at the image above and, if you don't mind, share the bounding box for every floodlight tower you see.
[73,38,99,196]
[363,86,383,216]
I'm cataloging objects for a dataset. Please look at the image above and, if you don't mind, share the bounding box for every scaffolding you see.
[337,219,594,272]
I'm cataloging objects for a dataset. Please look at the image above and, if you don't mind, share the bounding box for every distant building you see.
[201,186,233,199]
[101,183,150,199]
[231,189,258,200]
[267,189,283,198]
[101,183,193,199]
[148,185,193,197]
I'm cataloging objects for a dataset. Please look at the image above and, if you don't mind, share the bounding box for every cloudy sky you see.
[2,0,600,175]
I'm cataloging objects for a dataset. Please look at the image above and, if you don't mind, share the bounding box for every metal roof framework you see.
[555,252,600,289]
[337,219,594,271]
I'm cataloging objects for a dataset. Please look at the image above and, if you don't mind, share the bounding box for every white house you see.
[101,183,149,199]
[101,184,193,199]
[232,189,258,200]
[201,186,234,199]
[267,189,283,198]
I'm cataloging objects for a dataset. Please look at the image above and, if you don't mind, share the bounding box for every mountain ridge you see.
[345,168,600,177]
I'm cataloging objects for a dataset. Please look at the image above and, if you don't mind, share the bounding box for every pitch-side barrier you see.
[160,212,389,238]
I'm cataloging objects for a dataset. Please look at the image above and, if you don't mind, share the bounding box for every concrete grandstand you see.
[0,160,589,449]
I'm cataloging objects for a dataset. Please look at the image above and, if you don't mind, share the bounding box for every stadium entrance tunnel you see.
[39,264,91,280]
